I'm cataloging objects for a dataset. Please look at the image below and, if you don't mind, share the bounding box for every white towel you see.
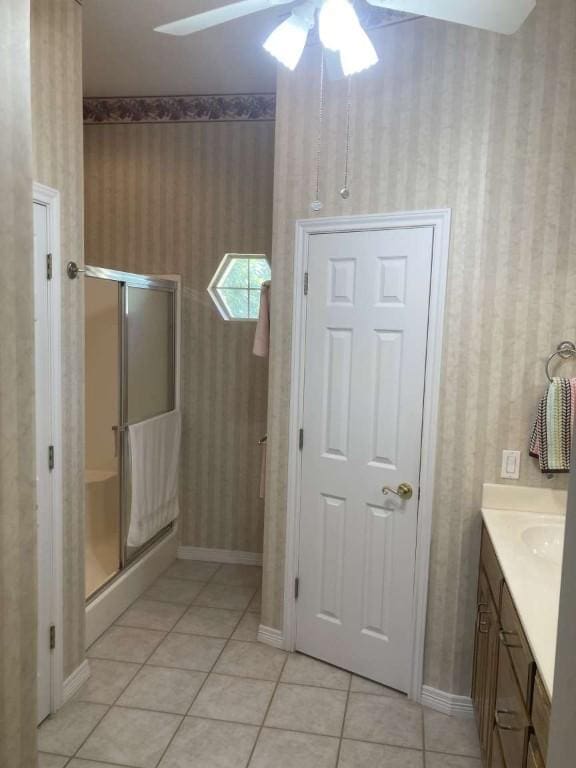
[127,410,181,547]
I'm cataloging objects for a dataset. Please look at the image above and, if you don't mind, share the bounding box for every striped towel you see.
[529,377,576,473]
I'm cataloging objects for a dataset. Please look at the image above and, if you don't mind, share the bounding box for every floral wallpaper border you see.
[83,93,276,124]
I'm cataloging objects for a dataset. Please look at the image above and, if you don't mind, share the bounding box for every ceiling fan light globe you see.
[318,0,360,52]
[339,25,379,75]
[262,3,315,70]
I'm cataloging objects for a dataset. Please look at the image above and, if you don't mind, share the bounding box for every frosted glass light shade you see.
[263,3,315,70]
[319,0,379,74]
[318,0,359,51]
[339,24,379,75]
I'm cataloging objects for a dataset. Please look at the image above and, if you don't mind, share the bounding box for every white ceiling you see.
[82,0,285,96]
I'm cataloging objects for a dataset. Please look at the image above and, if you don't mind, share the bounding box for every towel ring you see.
[545,341,576,382]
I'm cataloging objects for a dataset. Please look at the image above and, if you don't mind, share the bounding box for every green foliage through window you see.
[208,254,271,321]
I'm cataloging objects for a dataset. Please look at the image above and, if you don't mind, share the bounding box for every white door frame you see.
[283,209,451,701]
[34,182,64,714]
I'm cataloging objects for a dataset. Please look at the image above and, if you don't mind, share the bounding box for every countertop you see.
[481,483,567,698]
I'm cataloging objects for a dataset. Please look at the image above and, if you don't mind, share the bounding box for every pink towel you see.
[253,281,271,358]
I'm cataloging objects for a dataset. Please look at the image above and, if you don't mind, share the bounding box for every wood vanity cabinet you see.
[472,526,551,768]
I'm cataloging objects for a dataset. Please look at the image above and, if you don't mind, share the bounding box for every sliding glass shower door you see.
[84,268,177,600]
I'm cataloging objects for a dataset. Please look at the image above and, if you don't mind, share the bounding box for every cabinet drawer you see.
[527,736,545,768]
[481,527,504,607]
[531,672,550,759]
[500,583,535,706]
[495,641,530,768]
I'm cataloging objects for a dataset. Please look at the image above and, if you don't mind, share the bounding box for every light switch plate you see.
[501,450,521,479]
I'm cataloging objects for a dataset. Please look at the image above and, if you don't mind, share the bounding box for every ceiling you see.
[82,0,413,97]
[82,0,285,97]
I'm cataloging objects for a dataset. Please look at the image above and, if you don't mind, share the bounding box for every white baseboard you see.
[257,624,286,649]
[177,546,262,566]
[421,685,474,719]
[62,660,91,704]
[86,528,178,648]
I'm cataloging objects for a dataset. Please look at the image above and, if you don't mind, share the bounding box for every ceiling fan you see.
[155,0,536,75]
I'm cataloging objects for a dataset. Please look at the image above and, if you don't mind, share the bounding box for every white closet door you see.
[296,226,434,692]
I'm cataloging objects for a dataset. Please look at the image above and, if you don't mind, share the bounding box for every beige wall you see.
[0,2,37,766]
[32,0,86,677]
[84,120,275,554]
[263,0,576,695]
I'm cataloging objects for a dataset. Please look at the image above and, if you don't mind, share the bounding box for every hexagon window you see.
[208,254,271,321]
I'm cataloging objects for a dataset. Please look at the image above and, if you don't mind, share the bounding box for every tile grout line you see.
[48,566,473,768]
[422,703,427,768]
[244,646,291,767]
[68,563,228,768]
[111,563,229,768]
[86,650,406,696]
[42,563,260,767]
[149,566,260,768]
[66,701,112,763]
[333,669,353,767]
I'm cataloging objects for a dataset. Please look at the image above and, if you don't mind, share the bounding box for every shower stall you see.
[84,267,179,601]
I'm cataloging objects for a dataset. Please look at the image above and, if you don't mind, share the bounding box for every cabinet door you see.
[495,641,530,768]
[491,726,506,768]
[473,568,499,760]
[484,591,500,764]
[527,736,545,768]
[472,570,490,728]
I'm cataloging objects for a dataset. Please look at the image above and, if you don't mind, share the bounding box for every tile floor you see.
[39,561,481,768]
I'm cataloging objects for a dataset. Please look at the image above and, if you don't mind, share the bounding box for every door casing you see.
[283,209,451,701]
[34,182,64,718]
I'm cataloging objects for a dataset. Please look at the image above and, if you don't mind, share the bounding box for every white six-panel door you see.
[296,226,434,692]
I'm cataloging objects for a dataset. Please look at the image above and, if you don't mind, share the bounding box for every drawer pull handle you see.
[499,629,521,649]
[478,610,490,634]
[495,709,523,732]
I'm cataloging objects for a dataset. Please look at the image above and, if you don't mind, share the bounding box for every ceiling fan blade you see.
[155,0,295,36]
[365,0,535,35]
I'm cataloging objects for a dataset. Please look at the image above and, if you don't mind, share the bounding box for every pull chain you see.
[310,51,325,212]
[340,76,352,199]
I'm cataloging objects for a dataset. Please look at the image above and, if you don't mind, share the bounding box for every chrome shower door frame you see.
[85,266,178,594]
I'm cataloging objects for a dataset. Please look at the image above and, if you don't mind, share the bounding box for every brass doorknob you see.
[382,482,413,500]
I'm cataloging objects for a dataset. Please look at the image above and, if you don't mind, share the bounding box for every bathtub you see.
[85,468,120,598]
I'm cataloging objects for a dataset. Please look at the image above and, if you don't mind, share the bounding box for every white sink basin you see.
[522,524,564,566]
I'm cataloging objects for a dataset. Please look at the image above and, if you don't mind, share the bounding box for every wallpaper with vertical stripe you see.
[263,0,576,695]
[0,2,37,766]
[84,120,275,554]
[32,0,86,678]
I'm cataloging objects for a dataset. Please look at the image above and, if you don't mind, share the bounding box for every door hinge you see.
[418,487,421,502]
[49,624,56,650]
[299,428,304,450]
[294,577,300,600]
[303,272,309,295]
[48,445,55,471]
[46,253,53,281]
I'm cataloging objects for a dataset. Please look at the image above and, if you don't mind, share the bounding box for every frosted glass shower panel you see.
[126,285,175,424]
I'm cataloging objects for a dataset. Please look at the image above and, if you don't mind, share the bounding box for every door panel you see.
[322,329,352,459]
[296,226,434,692]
